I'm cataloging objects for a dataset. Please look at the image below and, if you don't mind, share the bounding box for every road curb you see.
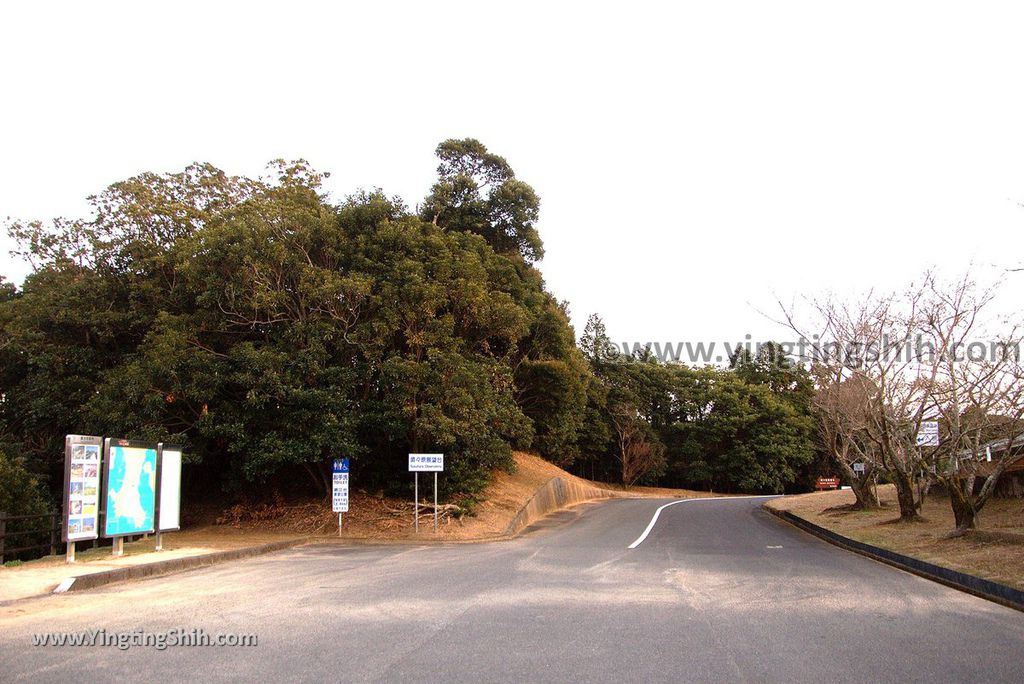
[764,505,1024,613]
[53,538,308,594]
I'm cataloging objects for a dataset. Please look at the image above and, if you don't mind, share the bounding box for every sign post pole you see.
[331,459,349,535]
[155,531,162,552]
[113,537,124,557]
[409,454,443,535]
[915,421,940,510]
[66,541,75,563]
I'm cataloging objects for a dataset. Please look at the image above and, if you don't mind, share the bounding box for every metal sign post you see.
[915,421,939,510]
[332,459,349,536]
[409,454,444,533]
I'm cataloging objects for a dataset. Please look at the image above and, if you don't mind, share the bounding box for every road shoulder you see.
[766,494,1024,612]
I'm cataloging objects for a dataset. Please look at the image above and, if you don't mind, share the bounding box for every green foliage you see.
[0,448,50,560]
[421,139,543,263]
[575,320,815,492]
[0,448,49,517]
[1,140,816,504]
[1,143,591,503]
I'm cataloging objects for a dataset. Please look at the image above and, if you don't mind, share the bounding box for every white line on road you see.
[627,495,780,549]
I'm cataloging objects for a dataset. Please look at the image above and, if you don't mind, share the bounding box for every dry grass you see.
[211,452,711,542]
[584,482,723,498]
[767,486,1024,589]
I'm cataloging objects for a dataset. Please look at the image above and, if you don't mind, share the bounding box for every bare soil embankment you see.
[212,452,711,542]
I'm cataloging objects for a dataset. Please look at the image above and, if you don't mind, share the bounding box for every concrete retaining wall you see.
[504,477,618,537]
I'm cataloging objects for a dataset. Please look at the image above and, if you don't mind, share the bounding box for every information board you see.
[408,453,444,472]
[332,458,349,513]
[157,444,183,532]
[63,435,103,542]
[103,439,158,537]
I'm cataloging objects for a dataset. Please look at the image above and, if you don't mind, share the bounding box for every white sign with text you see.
[408,453,444,472]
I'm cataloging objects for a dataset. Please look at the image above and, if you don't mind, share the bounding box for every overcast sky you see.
[2,2,1022,354]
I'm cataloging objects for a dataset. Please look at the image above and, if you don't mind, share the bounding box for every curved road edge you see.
[764,504,1024,613]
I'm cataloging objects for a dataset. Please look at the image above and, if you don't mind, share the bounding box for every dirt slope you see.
[210,452,710,542]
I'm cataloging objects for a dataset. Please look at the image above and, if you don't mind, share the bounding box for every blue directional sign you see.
[332,459,349,513]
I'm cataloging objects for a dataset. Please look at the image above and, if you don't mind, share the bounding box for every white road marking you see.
[627,495,780,549]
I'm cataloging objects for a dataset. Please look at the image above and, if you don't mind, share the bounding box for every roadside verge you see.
[53,538,307,594]
[504,476,622,537]
[765,505,1024,613]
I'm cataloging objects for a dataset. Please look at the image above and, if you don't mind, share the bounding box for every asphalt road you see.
[2,497,1023,683]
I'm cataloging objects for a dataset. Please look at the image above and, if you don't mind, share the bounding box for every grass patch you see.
[767,485,1024,590]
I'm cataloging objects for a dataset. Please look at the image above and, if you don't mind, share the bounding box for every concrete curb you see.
[504,477,622,537]
[53,538,308,594]
[764,505,1024,613]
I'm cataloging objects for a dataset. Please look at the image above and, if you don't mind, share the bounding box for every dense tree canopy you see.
[574,316,816,493]
[1,141,816,513]
[0,142,591,503]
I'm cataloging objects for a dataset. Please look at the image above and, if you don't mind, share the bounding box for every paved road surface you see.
[2,497,1022,682]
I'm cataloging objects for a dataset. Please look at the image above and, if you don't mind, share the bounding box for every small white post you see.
[414,472,419,533]
[338,513,343,536]
[112,537,124,558]
[66,541,76,563]
[155,531,163,552]
[433,472,438,532]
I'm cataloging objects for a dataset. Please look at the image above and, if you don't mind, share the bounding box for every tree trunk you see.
[850,474,879,510]
[302,462,329,498]
[949,485,978,531]
[836,461,877,510]
[893,470,921,521]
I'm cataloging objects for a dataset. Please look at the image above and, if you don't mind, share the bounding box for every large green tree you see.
[1,144,589,504]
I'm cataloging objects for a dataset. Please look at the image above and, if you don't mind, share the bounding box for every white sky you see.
[2,2,1023,355]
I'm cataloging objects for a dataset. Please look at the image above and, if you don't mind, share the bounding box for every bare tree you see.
[781,279,937,521]
[813,370,882,509]
[920,275,1024,531]
[784,271,1024,530]
[608,402,666,489]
